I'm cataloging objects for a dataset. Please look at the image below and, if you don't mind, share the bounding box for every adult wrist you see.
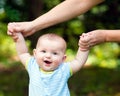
[101,30,108,42]
[97,29,107,42]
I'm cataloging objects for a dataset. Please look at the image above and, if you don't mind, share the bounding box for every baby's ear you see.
[33,49,37,57]
[63,55,67,61]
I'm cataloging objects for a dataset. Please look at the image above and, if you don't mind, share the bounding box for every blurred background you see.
[0,0,120,96]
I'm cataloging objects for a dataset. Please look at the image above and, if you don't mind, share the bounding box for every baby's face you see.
[33,39,66,72]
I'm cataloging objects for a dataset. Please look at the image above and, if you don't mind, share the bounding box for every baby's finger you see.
[79,41,88,47]
[80,47,89,51]
[79,45,90,51]
[12,35,18,42]
[7,31,13,35]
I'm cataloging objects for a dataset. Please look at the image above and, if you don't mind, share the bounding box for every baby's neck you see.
[39,68,54,74]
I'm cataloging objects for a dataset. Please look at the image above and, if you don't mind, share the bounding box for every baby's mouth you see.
[44,60,52,64]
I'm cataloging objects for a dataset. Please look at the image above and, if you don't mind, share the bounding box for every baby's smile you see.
[44,60,52,65]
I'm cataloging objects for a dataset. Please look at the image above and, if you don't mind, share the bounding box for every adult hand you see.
[87,30,106,46]
[7,22,36,37]
[79,30,106,49]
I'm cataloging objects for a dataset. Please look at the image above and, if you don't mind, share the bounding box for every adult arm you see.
[8,0,104,36]
[100,30,120,42]
[32,0,104,31]
[80,30,120,48]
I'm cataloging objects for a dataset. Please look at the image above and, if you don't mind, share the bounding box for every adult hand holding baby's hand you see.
[79,33,91,51]
[7,22,35,37]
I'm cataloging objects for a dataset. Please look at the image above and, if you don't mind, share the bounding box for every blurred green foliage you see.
[0,0,120,96]
[88,43,120,69]
[0,22,16,65]
[0,0,119,69]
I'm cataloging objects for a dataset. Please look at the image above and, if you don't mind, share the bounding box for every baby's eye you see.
[53,52,58,55]
[41,50,46,53]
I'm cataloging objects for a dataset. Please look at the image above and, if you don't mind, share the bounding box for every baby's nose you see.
[45,52,51,58]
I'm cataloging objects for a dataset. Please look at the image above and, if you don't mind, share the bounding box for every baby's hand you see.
[9,32,22,42]
[79,33,91,51]
[11,33,19,42]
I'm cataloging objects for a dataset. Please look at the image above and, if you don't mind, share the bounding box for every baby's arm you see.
[11,33,31,66]
[70,34,90,74]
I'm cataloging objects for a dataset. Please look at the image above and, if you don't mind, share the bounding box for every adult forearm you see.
[32,0,104,31]
[87,29,120,47]
[104,30,120,42]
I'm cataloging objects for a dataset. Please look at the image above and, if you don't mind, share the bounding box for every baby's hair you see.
[36,33,67,52]
[40,33,64,40]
